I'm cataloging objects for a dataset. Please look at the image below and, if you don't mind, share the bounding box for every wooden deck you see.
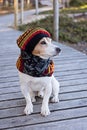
[0,27,87,130]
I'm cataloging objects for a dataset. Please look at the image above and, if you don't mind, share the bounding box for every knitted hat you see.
[17,27,51,54]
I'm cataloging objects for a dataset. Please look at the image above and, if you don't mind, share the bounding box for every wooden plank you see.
[0,92,23,101]
[60,78,87,87]
[0,76,18,83]
[0,74,87,89]
[1,64,87,78]
[59,73,87,81]
[0,94,87,110]
[0,86,20,95]
[0,107,87,129]
[60,84,87,93]
[55,68,87,76]
[0,65,87,80]
[0,89,87,102]
[0,68,87,79]
[6,117,87,130]
[0,51,86,58]
[0,81,19,88]
[0,57,87,68]
[1,55,87,65]
[1,58,87,71]
[1,60,87,72]
[60,91,87,101]
[55,59,87,65]
[0,70,87,83]
[55,62,87,70]
[0,98,25,110]
[0,54,86,64]
[0,82,87,96]
[0,98,87,119]
[1,72,87,84]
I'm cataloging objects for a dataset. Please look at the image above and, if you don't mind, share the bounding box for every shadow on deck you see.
[0,27,87,130]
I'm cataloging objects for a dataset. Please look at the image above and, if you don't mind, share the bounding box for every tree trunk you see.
[67,0,69,7]
[35,0,39,15]
[53,0,59,42]
[27,0,30,5]
[20,0,24,24]
[14,0,18,28]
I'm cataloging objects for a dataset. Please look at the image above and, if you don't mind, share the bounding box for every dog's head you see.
[17,28,61,59]
[32,37,61,59]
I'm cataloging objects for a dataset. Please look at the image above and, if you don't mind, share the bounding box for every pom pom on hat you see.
[17,27,51,54]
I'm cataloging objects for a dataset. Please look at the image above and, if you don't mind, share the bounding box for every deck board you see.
[0,27,87,130]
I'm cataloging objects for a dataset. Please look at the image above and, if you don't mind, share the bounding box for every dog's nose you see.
[56,47,61,53]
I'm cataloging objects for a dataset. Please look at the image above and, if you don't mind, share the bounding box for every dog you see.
[16,28,61,116]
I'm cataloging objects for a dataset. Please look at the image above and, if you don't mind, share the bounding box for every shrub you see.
[70,0,87,7]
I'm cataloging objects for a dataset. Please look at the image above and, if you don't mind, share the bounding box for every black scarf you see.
[16,50,54,77]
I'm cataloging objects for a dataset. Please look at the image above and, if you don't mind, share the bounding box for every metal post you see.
[53,0,59,42]
[14,0,18,28]
[35,0,39,15]
[20,0,24,24]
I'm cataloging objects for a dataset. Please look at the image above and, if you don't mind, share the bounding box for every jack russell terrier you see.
[16,28,61,116]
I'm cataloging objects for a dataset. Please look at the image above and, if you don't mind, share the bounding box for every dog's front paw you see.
[24,104,33,115]
[41,106,50,116]
[51,96,59,103]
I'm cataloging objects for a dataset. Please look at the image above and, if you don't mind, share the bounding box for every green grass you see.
[39,5,87,15]
[61,5,87,14]
[59,15,87,43]
[69,0,87,7]
[18,15,87,44]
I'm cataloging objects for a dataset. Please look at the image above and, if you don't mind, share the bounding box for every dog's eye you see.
[40,41,46,45]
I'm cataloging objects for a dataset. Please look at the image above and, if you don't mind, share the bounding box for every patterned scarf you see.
[16,51,54,77]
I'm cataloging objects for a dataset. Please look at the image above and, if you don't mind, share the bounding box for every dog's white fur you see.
[18,37,60,116]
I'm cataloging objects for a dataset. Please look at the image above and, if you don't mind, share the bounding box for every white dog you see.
[16,28,61,116]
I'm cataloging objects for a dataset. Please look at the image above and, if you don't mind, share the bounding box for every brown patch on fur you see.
[32,50,40,55]
[32,42,46,56]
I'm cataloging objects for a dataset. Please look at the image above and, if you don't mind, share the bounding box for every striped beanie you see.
[17,27,51,54]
